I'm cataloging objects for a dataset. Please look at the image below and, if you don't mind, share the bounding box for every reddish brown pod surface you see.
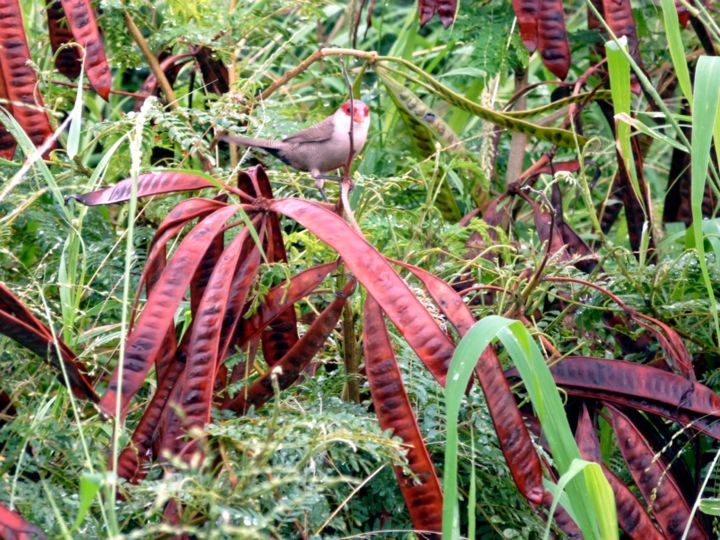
[537,0,571,79]
[99,205,239,419]
[226,279,355,414]
[363,295,443,538]
[0,65,16,159]
[418,0,457,28]
[0,0,54,151]
[575,406,662,539]
[608,405,708,539]
[0,504,45,540]
[59,0,112,99]
[392,261,545,505]
[269,198,454,386]
[46,0,82,79]
[602,0,640,59]
[513,0,540,52]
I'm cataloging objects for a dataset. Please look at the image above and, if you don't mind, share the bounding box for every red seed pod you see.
[608,405,708,539]
[59,0,112,99]
[66,172,222,206]
[46,0,82,79]
[512,0,540,52]
[0,0,55,151]
[98,205,239,419]
[537,0,571,79]
[601,0,640,59]
[225,279,355,414]
[0,503,45,540]
[363,295,443,537]
[418,0,457,28]
[392,260,545,505]
[269,198,454,386]
[0,63,16,159]
[575,405,663,539]
[117,357,184,483]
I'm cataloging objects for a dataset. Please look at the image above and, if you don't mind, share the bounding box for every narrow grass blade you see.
[691,57,720,348]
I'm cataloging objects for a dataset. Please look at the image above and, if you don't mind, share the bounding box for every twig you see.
[257,48,377,102]
[123,10,178,109]
[338,59,362,233]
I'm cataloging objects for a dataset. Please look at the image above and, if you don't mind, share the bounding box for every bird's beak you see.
[353,109,365,124]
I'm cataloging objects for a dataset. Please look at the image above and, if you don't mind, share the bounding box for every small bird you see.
[219,100,370,197]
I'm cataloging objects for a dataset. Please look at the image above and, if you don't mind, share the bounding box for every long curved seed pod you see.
[540,490,582,538]
[548,357,719,417]
[58,0,111,99]
[0,284,86,375]
[131,198,230,330]
[558,386,720,440]
[0,55,16,159]
[239,165,308,366]
[379,71,462,222]
[46,0,82,79]
[173,229,251,456]
[117,358,184,483]
[504,91,612,119]
[217,234,265,362]
[0,503,45,540]
[0,0,54,151]
[363,295,443,537]
[575,405,663,539]
[261,221,300,365]
[236,261,339,349]
[512,0,540,52]
[66,172,223,206]
[537,0,571,79]
[379,59,583,147]
[270,198,454,385]
[225,279,355,414]
[607,405,708,539]
[391,260,545,505]
[98,205,238,418]
[0,311,97,402]
[0,284,52,337]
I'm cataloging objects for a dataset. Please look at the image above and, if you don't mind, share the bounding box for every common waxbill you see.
[219,100,370,194]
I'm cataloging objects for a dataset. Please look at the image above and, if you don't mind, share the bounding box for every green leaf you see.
[691,56,720,347]
[700,498,720,516]
[443,316,617,539]
[71,473,103,531]
[660,0,692,105]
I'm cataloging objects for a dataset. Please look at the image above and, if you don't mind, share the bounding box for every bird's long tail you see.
[219,134,283,151]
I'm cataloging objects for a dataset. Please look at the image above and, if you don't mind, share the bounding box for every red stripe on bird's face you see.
[341,101,369,124]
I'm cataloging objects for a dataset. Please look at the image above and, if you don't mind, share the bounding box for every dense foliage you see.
[1,0,720,538]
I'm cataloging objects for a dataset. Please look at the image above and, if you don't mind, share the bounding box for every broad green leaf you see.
[443,316,617,540]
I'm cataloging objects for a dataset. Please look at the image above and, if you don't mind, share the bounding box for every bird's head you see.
[339,100,370,125]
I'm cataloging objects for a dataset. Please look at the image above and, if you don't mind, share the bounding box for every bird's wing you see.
[282,115,335,144]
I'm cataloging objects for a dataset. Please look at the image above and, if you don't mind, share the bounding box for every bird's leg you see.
[314,174,343,182]
[313,175,329,202]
